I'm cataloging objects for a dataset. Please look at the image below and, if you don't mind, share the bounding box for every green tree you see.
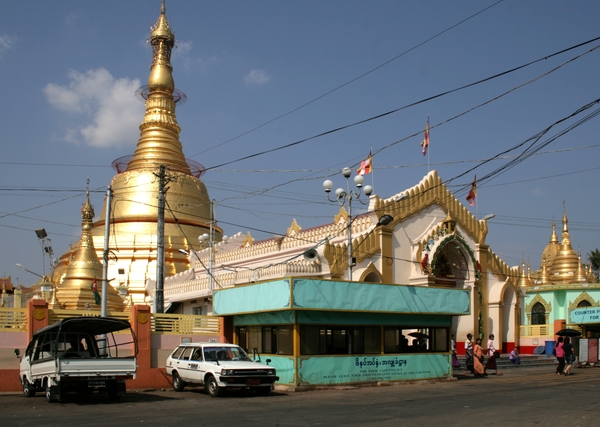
[587,249,600,281]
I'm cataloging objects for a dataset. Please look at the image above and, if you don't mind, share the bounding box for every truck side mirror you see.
[14,349,20,358]
[266,358,271,365]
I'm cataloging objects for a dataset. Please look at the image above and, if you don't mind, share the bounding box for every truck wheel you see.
[172,373,185,392]
[206,376,222,398]
[107,383,120,401]
[23,379,36,397]
[45,384,55,403]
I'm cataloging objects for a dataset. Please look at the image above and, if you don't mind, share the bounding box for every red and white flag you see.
[420,119,429,156]
[466,175,477,206]
[357,152,372,176]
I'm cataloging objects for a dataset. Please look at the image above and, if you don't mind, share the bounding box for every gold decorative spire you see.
[56,184,125,311]
[575,251,586,283]
[537,255,551,284]
[550,206,580,284]
[518,259,532,287]
[538,219,560,278]
[126,0,190,174]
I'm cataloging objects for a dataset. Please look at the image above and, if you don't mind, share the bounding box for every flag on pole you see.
[420,119,429,156]
[357,152,372,176]
[466,175,477,206]
[91,277,101,305]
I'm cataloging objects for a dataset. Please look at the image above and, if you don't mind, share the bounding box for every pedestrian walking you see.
[484,333,502,376]
[555,336,566,375]
[563,337,574,375]
[473,337,485,377]
[451,335,461,370]
[464,333,474,373]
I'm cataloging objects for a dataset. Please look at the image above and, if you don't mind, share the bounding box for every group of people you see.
[452,333,503,377]
[451,333,576,377]
[554,336,575,376]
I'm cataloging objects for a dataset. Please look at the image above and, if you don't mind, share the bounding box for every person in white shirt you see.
[464,333,474,373]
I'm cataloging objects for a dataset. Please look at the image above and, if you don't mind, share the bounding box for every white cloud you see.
[0,35,16,58]
[532,187,549,197]
[244,69,270,85]
[171,39,220,74]
[173,40,193,57]
[43,68,142,148]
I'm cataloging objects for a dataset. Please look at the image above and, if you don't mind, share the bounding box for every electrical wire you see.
[188,0,506,159]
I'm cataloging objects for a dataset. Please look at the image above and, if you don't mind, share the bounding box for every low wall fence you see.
[0,307,220,335]
[0,308,27,331]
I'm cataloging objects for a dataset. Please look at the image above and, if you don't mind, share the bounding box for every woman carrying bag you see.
[484,334,502,376]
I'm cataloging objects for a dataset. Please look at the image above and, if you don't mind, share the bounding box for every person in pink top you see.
[555,336,566,375]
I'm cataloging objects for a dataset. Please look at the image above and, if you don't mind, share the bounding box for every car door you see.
[185,347,204,384]
[174,347,195,382]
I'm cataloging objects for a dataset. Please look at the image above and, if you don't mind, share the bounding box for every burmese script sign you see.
[570,306,600,324]
[297,354,450,386]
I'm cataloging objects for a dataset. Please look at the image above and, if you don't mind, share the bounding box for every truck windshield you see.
[204,346,251,362]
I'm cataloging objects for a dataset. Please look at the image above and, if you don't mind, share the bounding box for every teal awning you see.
[214,278,470,316]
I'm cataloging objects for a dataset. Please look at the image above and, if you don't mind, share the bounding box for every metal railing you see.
[519,324,553,337]
[151,312,220,335]
[49,309,130,325]
[0,308,220,335]
[0,307,27,331]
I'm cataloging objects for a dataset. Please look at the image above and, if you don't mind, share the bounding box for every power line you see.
[188,0,506,159]
[205,36,600,171]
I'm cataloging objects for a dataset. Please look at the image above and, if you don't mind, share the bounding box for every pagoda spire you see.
[126,0,191,174]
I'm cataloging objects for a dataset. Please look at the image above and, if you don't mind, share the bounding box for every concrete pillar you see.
[27,299,49,340]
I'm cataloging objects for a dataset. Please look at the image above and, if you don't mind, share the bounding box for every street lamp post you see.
[323,167,373,281]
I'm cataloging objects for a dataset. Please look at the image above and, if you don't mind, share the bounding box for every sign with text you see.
[570,306,600,324]
[298,354,450,386]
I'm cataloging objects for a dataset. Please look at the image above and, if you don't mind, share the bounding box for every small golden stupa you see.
[55,187,125,311]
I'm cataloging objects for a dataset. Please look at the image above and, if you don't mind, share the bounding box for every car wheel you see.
[172,373,185,392]
[23,379,36,397]
[206,375,222,398]
[254,386,271,396]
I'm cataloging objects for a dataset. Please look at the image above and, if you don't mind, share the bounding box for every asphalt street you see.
[1,366,599,427]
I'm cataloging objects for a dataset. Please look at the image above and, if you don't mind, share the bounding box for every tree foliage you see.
[587,249,600,281]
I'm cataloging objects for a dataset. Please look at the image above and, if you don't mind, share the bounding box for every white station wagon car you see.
[165,343,278,397]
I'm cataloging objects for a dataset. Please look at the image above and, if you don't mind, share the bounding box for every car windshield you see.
[204,346,252,362]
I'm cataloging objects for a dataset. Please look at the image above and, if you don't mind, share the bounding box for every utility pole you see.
[155,165,166,313]
[101,185,112,317]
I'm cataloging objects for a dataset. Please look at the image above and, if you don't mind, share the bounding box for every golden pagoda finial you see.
[126,0,190,174]
[562,201,568,234]
[550,217,558,244]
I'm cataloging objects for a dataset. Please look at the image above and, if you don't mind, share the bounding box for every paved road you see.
[1,366,599,427]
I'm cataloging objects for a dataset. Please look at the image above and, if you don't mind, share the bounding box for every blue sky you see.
[1,0,599,284]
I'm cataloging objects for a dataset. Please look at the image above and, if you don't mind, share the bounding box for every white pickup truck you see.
[16,316,138,402]
[165,342,278,397]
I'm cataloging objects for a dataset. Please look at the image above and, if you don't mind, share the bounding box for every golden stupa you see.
[55,188,125,311]
[530,208,590,286]
[55,1,222,306]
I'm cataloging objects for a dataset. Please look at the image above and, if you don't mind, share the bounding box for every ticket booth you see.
[214,277,470,389]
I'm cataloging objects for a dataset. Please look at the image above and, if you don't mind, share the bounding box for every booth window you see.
[300,326,381,355]
[238,326,293,355]
[384,327,449,353]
